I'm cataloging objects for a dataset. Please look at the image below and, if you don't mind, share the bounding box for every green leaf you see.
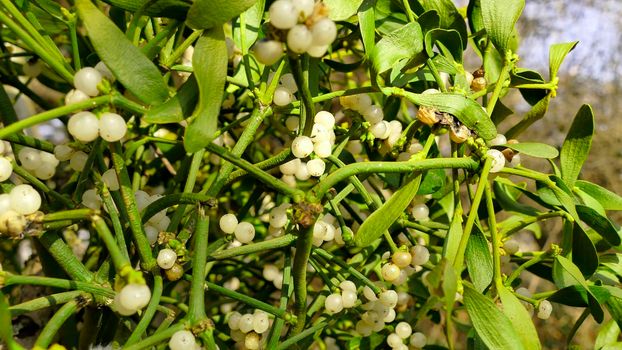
[606,297,622,330]
[560,104,594,187]
[576,205,621,246]
[417,10,440,35]
[498,286,541,350]
[232,0,265,51]
[499,142,559,159]
[505,92,550,138]
[511,68,548,106]
[465,226,493,292]
[596,319,621,350]
[424,28,463,63]
[184,28,228,153]
[443,201,463,266]
[400,91,497,140]
[0,291,21,349]
[324,0,364,21]
[76,0,170,106]
[493,178,538,216]
[417,168,445,195]
[572,222,599,278]
[354,174,422,247]
[370,22,424,74]
[575,180,622,211]
[101,0,190,19]
[358,0,376,55]
[463,285,525,350]
[480,0,525,55]
[549,41,578,80]
[144,75,198,124]
[186,0,256,30]
[420,0,468,49]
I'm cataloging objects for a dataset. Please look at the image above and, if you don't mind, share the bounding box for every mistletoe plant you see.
[0,0,621,349]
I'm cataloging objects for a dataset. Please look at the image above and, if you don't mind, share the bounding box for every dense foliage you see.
[0,0,621,349]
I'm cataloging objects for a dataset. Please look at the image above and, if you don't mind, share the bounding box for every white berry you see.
[69,151,88,171]
[287,25,313,54]
[269,0,298,29]
[370,121,391,139]
[10,184,41,215]
[311,18,337,46]
[382,263,401,282]
[395,322,412,339]
[68,112,99,142]
[379,290,398,308]
[18,148,40,171]
[411,203,429,220]
[387,332,403,348]
[537,300,553,320]
[341,290,357,308]
[73,67,102,96]
[234,222,255,244]
[325,293,344,314]
[273,86,293,106]
[313,140,332,159]
[489,134,507,146]
[118,283,151,311]
[291,136,314,158]
[238,313,255,333]
[169,330,196,350]
[219,213,239,234]
[392,251,412,268]
[157,248,177,269]
[314,111,335,129]
[102,168,120,191]
[411,245,430,266]
[410,332,426,348]
[307,158,326,177]
[363,105,384,124]
[98,112,127,142]
[253,312,270,333]
[253,40,283,65]
[487,149,506,173]
[279,158,301,176]
[0,157,12,182]
[293,0,314,18]
[54,144,74,161]
[65,89,90,105]
[81,189,101,210]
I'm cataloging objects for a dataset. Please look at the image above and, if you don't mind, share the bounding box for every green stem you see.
[312,157,479,200]
[312,248,382,294]
[266,254,293,349]
[227,148,293,184]
[288,56,315,135]
[11,161,74,207]
[205,106,273,197]
[505,252,550,286]
[427,57,447,93]
[34,300,80,348]
[9,291,84,316]
[453,157,492,272]
[188,209,209,323]
[167,150,205,231]
[126,275,164,345]
[205,142,304,200]
[486,61,511,115]
[0,95,110,140]
[2,274,114,297]
[4,133,54,153]
[163,29,203,67]
[110,143,156,271]
[142,192,214,224]
[91,215,130,273]
[100,185,129,260]
[239,11,255,92]
[123,322,186,350]
[484,182,502,290]
[292,224,315,335]
[209,234,297,260]
[38,231,93,282]
[67,19,81,70]
[278,321,327,350]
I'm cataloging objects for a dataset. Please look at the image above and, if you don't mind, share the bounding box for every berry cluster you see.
[0,184,42,237]
[0,142,12,182]
[228,310,272,349]
[340,94,403,148]
[219,213,256,244]
[254,0,337,65]
[17,147,59,180]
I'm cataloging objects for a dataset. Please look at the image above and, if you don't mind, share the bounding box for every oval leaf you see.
[370,22,424,74]
[463,285,525,350]
[500,142,559,159]
[465,225,493,292]
[498,286,542,350]
[101,0,190,19]
[184,28,227,153]
[481,0,525,55]
[354,174,422,247]
[549,41,578,80]
[186,0,256,30]
[401,91,497,140]
[323,0,364,21]
[560,104,594,187]
[145,75,198,124]
[576,205,621,246]
[575,180,622,211]
[77,0,170,106]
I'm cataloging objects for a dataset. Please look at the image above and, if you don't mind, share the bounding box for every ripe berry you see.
[489,133,507,146]
[118,283,151,311]
[395,322,412,339]
[253,311,270,333]
[292,0,314,18]
[313,140,332,159]
[10,184,41,215]
[340,280,356,292]
[279,158,301,176]
[65,89,90,105]
[74,67,102,96]
[537,300,553,320]
[381,263,401,282]
[387,332,403,348]
[411,245,430,266]
[325,293,344,314]
[411,203,429,220]
[219,213,239,234]
[238,313,255,333]
[164,263,184,281]
[269,0,298,29]
[379,290,398,308]
[273,86,293,106]
[287,25,313,54]
[68,112,99,142]
[392,251,412,268]
[0,157,12,182]
[156,248,177,269]
[98,112,127,142]
[54,144,74,161]
[487,149,506,173]
[228,311,242,330]
[18,147,40,171]
[341,290,357,308]
[314,111,336,129]
[311,18,337,46]
[81,189,102,210]
[253,40,283,66]
[234,222,255,244]
[307,158,326,177]
[245,332,260,350]
[410,332,427,348]
[291,136,314,158]
[370,121,391,139]
[102,168,120,191]
[169,330,196,350]
[363,105,384,124]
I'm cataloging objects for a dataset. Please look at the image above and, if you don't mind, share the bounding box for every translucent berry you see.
[219,213,239,234]
[169,330,196,350]
[157,248,177,269]
[74,67,102,96]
